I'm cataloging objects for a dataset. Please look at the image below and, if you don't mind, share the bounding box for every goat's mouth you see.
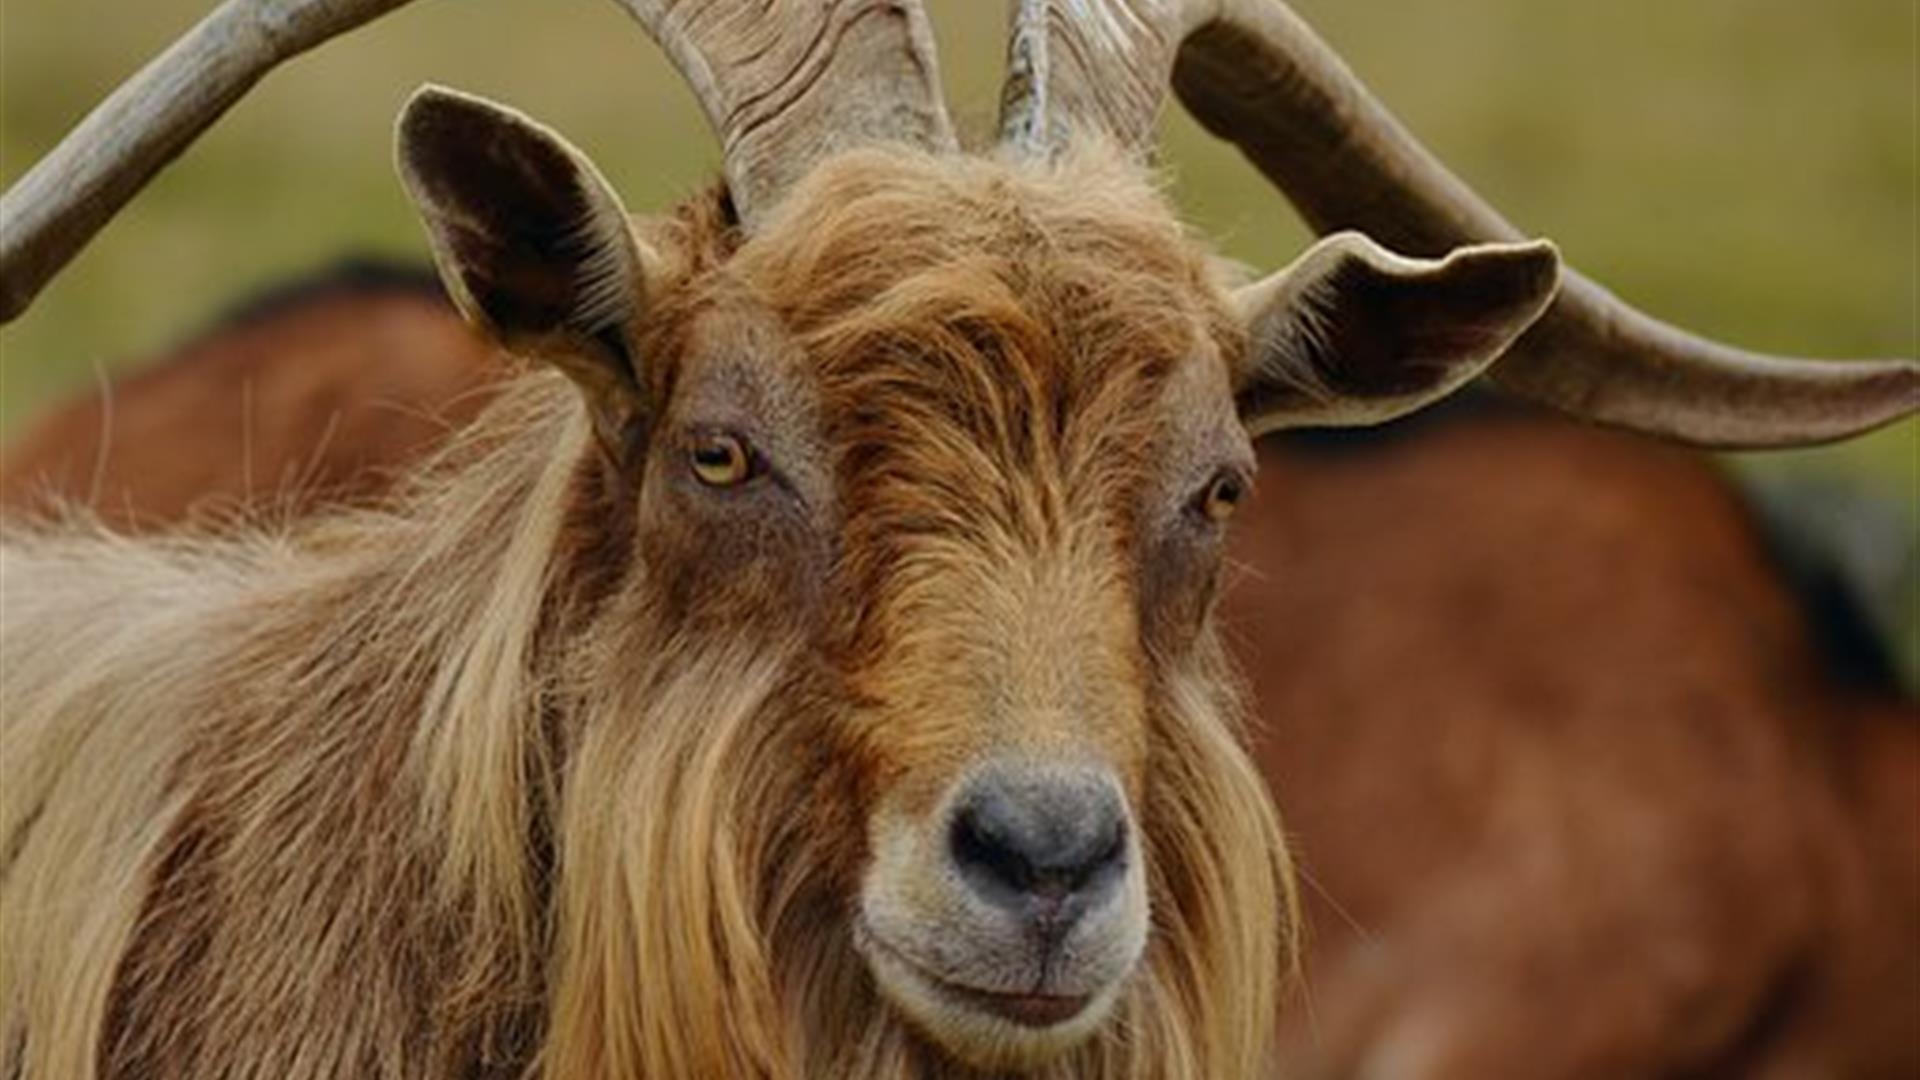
[861,927,1095,1028]
[938,982,1093,1028]
[855,920,1124,1068]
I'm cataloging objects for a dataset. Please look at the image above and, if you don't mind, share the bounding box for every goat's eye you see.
[689,431,755,488]
[1197,471,1245,524]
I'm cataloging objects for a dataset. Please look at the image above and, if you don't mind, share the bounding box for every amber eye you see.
[1199,472,1245,523]
[689,431,755,488]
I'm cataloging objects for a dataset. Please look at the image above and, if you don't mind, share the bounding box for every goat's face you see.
[625,151,1249,1066]
[747,153,1254,1064]
[397,89,1559,1070]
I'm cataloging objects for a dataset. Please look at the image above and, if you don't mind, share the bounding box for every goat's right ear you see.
[396,85,653,450]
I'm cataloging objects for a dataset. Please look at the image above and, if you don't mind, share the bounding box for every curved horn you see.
[0,0,419,325]
[2,0,957,327]
[609,0,956,226]
[996,0,1918,447]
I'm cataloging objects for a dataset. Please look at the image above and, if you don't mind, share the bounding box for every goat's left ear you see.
[1234,232,1561,436]
[396,84,654,454]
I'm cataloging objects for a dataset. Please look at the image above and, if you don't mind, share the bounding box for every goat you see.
[10,263,1917,1076]
[2,1,1914,1077]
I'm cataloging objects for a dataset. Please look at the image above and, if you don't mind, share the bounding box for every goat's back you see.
[1228,407,1919,1075]
[1,262,494,528]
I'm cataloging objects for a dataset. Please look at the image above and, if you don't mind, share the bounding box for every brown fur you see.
[0,148,1287,1079]
[1230,412,1919,1077]
[9,253,1916,1075]
[0,266,497,530]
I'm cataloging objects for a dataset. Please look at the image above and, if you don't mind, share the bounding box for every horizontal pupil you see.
[693,439,740,467]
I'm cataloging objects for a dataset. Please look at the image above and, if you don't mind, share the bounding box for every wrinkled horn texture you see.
[607,0,956,223]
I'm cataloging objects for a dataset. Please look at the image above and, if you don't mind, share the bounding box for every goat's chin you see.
[857,925,1129,1071]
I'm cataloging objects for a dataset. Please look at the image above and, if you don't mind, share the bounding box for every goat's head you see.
[394,80,1556,1069]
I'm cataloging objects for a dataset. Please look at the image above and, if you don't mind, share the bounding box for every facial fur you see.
[561,146,1284,1073]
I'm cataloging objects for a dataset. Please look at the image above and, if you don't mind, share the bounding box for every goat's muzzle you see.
[858,761,1149,1069]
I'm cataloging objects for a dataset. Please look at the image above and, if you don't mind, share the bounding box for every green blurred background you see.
[1,0,1914,498]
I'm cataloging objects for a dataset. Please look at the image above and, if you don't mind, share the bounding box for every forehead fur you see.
[735,144,1231,339]
[714,146,1243,538]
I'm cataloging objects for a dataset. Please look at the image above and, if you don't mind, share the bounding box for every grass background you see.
[1,0,1914,499]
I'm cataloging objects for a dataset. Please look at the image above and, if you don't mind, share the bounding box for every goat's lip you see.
[933,981,1092,1028]
[859,925,1094,1029]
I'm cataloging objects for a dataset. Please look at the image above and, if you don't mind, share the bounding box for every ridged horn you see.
[996,0,1918,447]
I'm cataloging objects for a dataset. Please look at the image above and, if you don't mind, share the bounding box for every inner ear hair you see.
[396,84,656,452]
[1235,231,1561,436]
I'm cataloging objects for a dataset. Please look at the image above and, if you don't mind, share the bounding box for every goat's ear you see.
[396,85,653,449]
[1234,232,1560,436]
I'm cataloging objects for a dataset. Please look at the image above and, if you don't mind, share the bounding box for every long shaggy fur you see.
[0,146,1290,1079]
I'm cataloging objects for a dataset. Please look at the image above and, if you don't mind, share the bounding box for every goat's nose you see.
[948,767,1128,923]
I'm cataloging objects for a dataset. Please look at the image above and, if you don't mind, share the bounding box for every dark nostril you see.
[951,803,1034,893]
[947,769,1128,915]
